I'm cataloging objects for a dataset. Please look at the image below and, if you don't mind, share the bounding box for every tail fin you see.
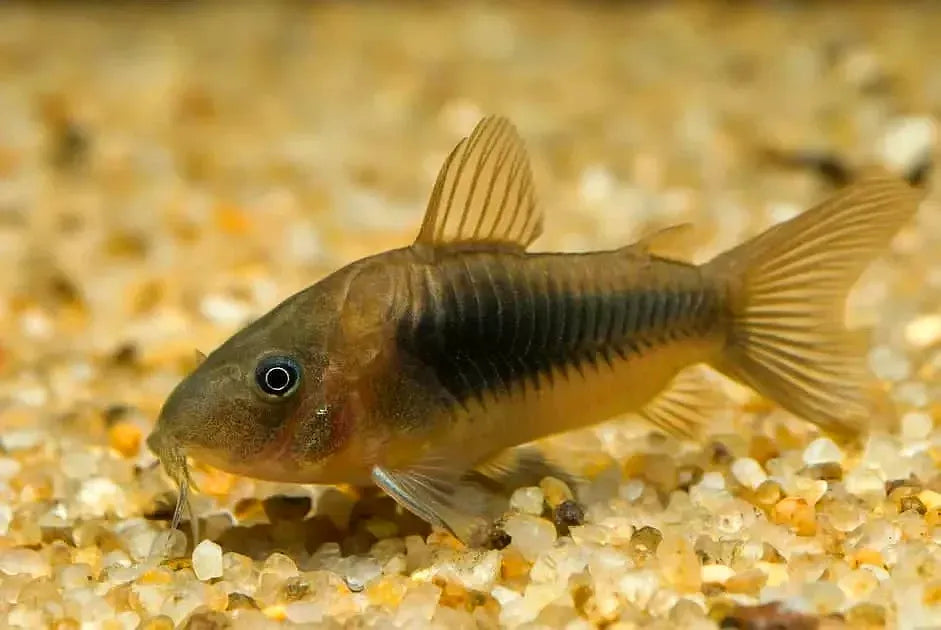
[705,175,922,436]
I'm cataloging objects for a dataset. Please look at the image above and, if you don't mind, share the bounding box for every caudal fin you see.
[706,175,922,436]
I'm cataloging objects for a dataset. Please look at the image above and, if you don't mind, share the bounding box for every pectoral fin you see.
[371,461,498,545]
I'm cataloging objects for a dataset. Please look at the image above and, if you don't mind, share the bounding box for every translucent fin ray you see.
[636,365,723,439]
[628,223,697,261]
[372,458,499,545]
[706,175,921,436]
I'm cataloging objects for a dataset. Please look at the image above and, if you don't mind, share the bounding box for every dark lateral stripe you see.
[397,258,718,406]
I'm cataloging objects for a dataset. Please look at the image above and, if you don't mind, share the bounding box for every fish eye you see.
[255,356,302,398]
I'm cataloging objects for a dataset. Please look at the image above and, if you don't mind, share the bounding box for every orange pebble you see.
[262,605,287,621]
[213,203,252,236]
[849,549,885,568]
[771,497,817,536]
[108,422,142,457]
[500,548,531,580]
[198,466,236,496]
[924,581,941,606]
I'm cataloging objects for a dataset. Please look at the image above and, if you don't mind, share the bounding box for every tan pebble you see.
[918,489,941,510]
[366,576,408,608]
[761,543,785,563]
[226,592,259,611]
[845,602,886,626]
[108,421,142,457]
[233,498,265,521]
[724,568,767,595]
[926,507,941,526]
[752,480,783,510]
[137,616,174,630]
[162,557,192,571]
[771,497,816,536]
[888,485,921,503]
[792,478,828,506]
[181,611,229,628]
[436,578,470,608]
[803,462,843,481]
[900,495,927,515]
[425,530,464,550]
[197,467,236,497]
[138,568,173,585]
[755,562,789,587]
[629,525,663,559]
[656,533,701,593]
[720,602,817,629]
[748,435,779,464]
[539,476,574,508]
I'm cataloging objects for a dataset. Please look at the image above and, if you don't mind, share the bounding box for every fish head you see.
[146,270,366,485]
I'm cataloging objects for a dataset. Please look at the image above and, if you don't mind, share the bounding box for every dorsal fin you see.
[415,116,543,250]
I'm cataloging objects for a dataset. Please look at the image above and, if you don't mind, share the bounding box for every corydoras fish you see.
[147,116,920,544]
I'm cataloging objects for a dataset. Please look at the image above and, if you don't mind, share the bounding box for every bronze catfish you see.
[147,116,920,543]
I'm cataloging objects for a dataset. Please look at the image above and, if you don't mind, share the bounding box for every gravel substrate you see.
[1,2,941,629]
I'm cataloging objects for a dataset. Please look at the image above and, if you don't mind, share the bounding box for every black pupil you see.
[265,366,291,391]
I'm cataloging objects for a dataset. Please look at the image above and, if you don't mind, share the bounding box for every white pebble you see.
[801,580,846,614]
[905,314,941,348]
[845,468,885,498]
[61,451,99,480]
[731,457,767,490]
[869,346,911,381]
[285,601,325,624]
[0,457,22,480]
[0,548,50,577]
[76,477,126,518]
[503,514,558,562]
[579,165,616,204]
[0,505,11,536]
[509,486,545,515]
[621,479,645,502]
[0,429,43,451]
[803,437,844,465]
[700,564,735,584]
[879,116,937,174]
[414,550,501,592]
[199,294,252,325]
[901,412,934,441]
[792,477,828,506]
[894,381,929,408]
[192,540,223,581]
[699,471,726,491]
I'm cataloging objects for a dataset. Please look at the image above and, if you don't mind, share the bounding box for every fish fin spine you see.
[415,115,543,252]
